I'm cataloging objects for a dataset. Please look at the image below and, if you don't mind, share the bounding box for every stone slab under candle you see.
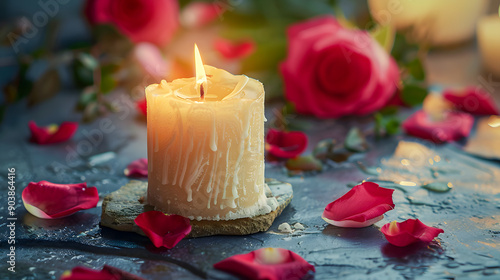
[100,179,293,238]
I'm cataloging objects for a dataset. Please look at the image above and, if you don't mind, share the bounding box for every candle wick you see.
[200,83,205,100]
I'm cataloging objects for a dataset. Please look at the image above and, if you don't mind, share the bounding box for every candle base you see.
[100,179,293,238]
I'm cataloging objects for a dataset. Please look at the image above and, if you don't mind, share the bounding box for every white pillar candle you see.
[146,46,274,221]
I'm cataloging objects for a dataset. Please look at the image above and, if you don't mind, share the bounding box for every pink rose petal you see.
[214,248,315,280]
[322,182,395,228]
[402,110,474,143]
[61,264,145,280]
[22,181,98,219]
[265,129,308,159]
[29,121,78,145]
[124,158,148,178]
[134,211,191,249]
[214,38,256,60]
[444,87,499,115]
[381,219,444,247]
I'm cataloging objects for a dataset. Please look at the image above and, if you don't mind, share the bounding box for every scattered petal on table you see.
[381,219,444,247]
[214,247,315,280]
[214,38,256,60]
[61,264,145,280]
[134,211,191,248]
[265,129,308,159]
[22,181,98,219]
[322,182,394,228]
[29,121,78,145]
[402,110,474,143]
[124,158,148,178]
[136,99,147,116]
[443,87,499,115]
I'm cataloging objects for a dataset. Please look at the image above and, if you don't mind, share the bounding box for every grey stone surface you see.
[0,90,499,280]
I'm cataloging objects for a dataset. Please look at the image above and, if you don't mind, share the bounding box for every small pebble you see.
[293,223,305,230]
[278,223,293,233]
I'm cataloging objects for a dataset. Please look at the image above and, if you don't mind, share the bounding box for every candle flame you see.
[194,44,207,100]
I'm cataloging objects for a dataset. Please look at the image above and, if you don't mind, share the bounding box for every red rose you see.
[85,0,179,47]
[281,16,400,118]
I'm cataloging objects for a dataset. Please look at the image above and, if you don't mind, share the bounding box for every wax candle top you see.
[149,66,262,103]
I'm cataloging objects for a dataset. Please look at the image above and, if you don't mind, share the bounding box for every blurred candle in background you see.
[368,0,489,46]
[146,45,274,221]
[477,15,500,77]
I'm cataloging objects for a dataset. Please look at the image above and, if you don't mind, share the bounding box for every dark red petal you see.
[84,0,113,25]
[322,182,394,227]
[214,38,256,60]
[29,121,78,145]
[402,110,474,143]
[136,99,147,116]
[265,129,308,159]
[22,181,98,219]
[214,248,315,280]
[443,87,499,115]
[108,0,179,47]
[381,219,444,247]
[134,211,191,249]
[61,265,145,280]
[124,158,148,178]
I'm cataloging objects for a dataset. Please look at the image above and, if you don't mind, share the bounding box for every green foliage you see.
[401,83,427,106]
[286,155,323,172]
[344,127,369,153]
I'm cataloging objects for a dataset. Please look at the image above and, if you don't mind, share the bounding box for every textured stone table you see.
[1,47,500,279]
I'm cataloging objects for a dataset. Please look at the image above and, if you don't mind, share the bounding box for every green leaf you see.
[406,57,425,81]
[77,88,98,111]
[285,155,323,172]
[100,64,118,94]
[27,68,60,106]
[375,113,400,137]
[422,182,452,193]
[345,127,369,152]
[385,118,400,135]
[313,138,335,160]
[401,83,428,106]
[73,53,97,87]
[282,102,296,116]
[370,24,395,53]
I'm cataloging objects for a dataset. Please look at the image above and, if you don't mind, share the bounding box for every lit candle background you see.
[146,46,276,221]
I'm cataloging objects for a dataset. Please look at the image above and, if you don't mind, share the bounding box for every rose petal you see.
[134,211,191,248]
[381,219,444,247]
[180,2,220,29]
[86,0,179,47]
[61,264,145,280]
[124,158,148,178]
[443,87,499,115]
[265,129,308,159]
[136,99,147,116]
[29,121,78,145]
[22,181,98,219]
[214,247,315,280]
[214,38,256,60]
[132,43,170,81]
[322,182,394,228]
[402,110,474,143]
